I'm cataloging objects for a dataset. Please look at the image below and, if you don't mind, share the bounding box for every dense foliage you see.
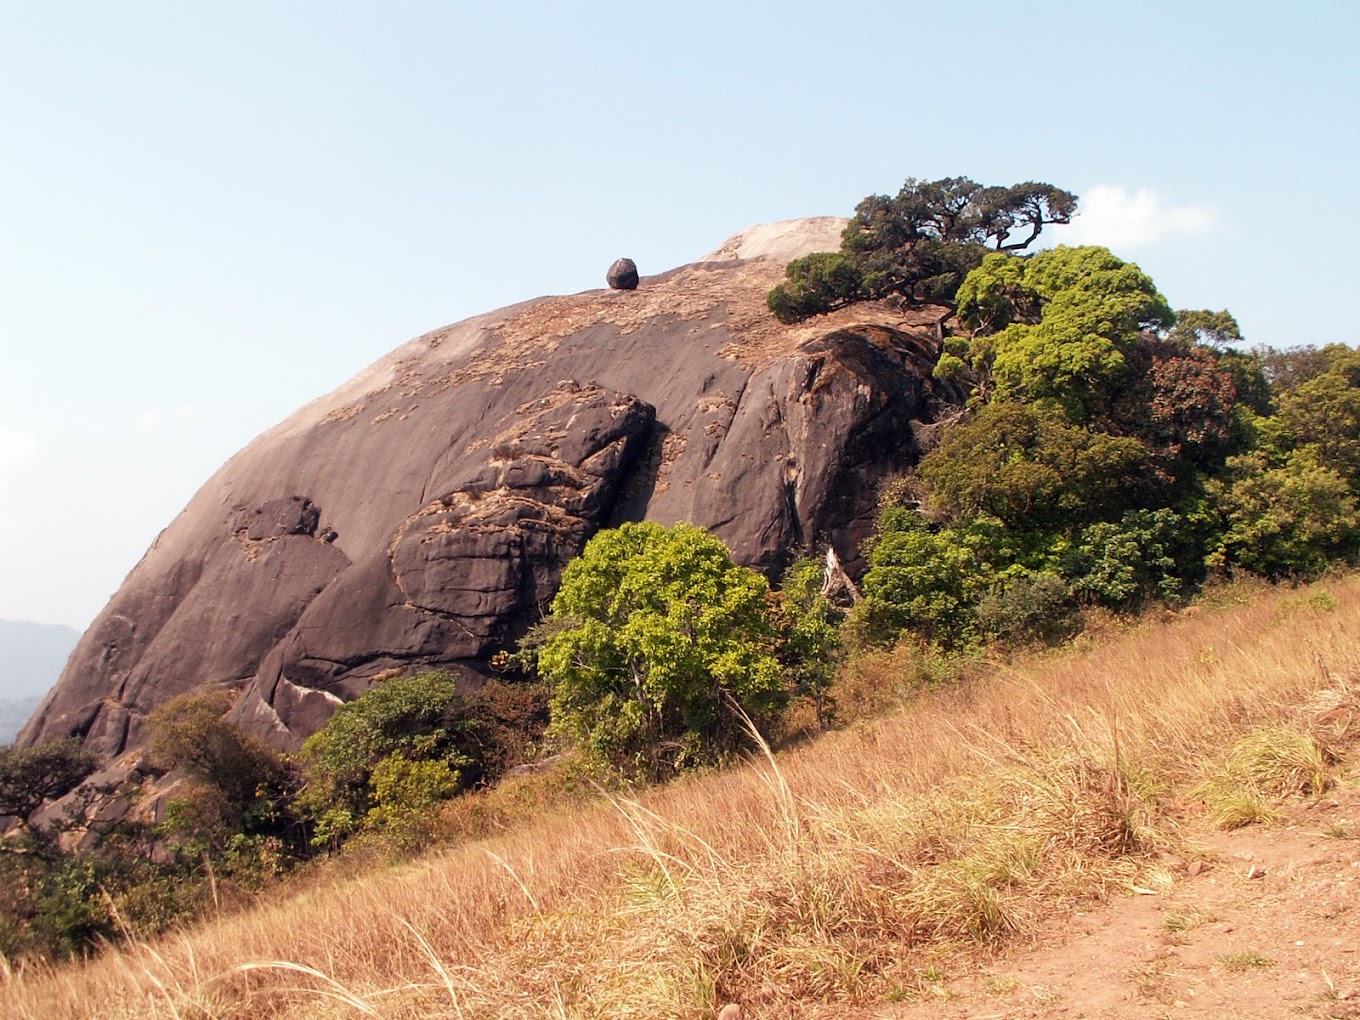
[767,176,1076,322]
[148,690,291,841]
[527,521,786,778]
[300,673,547,847]
[0,739,97,836]
[857,242,1360,649]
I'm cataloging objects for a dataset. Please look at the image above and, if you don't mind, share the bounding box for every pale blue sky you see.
[2,1,1357,629]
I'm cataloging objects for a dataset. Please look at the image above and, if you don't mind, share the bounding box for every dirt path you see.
[822,770,1360,1020]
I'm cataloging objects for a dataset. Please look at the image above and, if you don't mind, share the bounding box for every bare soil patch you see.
[833,771,1360,1020]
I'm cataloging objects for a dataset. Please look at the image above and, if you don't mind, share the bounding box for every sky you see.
[1,1,1357,631]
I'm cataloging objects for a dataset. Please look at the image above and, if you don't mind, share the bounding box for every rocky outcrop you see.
[20,219,962,755]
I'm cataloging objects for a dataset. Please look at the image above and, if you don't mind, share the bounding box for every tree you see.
[1105,336,1241,483]
[860,523,980,648]
[766,251,864,324]
[1275,347,1360,484]
[1065,509,1187,608]
[146,690,301,869]
[529,522,784,778]
[842,178,1074,306]
[978,181,1079,252]
[974,570,1078,645]
[1167,309,1243,349]
[768,177,1076,322]
[1259,344,1337,391]
[1215,347,1273,417]
[1206,451,1360,578]
[0,740,97,849]
[958,246,1174,420]
[913,401,1147,530]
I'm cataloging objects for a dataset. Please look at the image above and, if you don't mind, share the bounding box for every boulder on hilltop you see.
[606,257,639,290]
[19,218,962,757]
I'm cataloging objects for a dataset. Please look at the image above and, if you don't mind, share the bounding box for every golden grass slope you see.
[3,575,1358,1019]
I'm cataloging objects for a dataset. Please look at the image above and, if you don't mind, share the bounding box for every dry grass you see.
[3,575,1358,1019]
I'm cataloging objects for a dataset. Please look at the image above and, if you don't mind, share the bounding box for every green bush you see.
[1206,451,1360,578]
[1066,509,1186,608]
[527,521,786,779]
[767,252,863,323]
[776,557,844,728]
[914,402,1147,530]
[975,570,1078,645]
[859,513,984,649]
[299,671,473,846]
[298,671,547,850]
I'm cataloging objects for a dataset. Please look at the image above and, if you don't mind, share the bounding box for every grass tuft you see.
[1197,724,1334,828]
[1217,949,1274,971]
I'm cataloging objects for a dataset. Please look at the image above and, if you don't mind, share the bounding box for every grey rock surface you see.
[19,220,961,756]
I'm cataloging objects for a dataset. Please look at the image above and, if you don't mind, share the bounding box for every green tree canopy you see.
[914,401,1148,530]
[958,246,1174,420]
[859,516,982,648]
[1274,346,1360,484]
[767,176,1076,322]
[1206,450,1360,577]
[0,740,97,840]
[766,251,864,324]
[1167,309,1243,349]
[529,521,784,778]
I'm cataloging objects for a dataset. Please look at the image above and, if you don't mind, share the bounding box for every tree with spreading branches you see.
[768,176,1076,322]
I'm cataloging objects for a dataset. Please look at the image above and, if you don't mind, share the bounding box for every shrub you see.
[364,753,462,833]
[299,672,473,846]
[148,690,284,806]
[528,521,786,779]
[1065,509,1186,608]
[1206,451,1360,578]
[975,570,1078,645]
[858,512,988,650]
[147,690,295,859]
[776,557,844,728]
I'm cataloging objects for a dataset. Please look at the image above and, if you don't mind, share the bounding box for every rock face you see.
[606,257,639,290]
[19,219,962,756]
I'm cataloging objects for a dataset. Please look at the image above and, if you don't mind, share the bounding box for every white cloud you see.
[134,404,197,434]
[0,425,38,466]
[1051,185,1218,249]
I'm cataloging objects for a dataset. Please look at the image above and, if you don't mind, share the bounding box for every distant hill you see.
[0,696,44,745]
[0,620,79,743]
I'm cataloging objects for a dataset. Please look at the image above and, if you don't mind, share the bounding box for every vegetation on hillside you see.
[766,176,1076,322]
[527,521,785,780]
[1,572,1356,1019]
[1,176,1358,973]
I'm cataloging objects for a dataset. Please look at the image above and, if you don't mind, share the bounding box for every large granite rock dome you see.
[20,218,962,755]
